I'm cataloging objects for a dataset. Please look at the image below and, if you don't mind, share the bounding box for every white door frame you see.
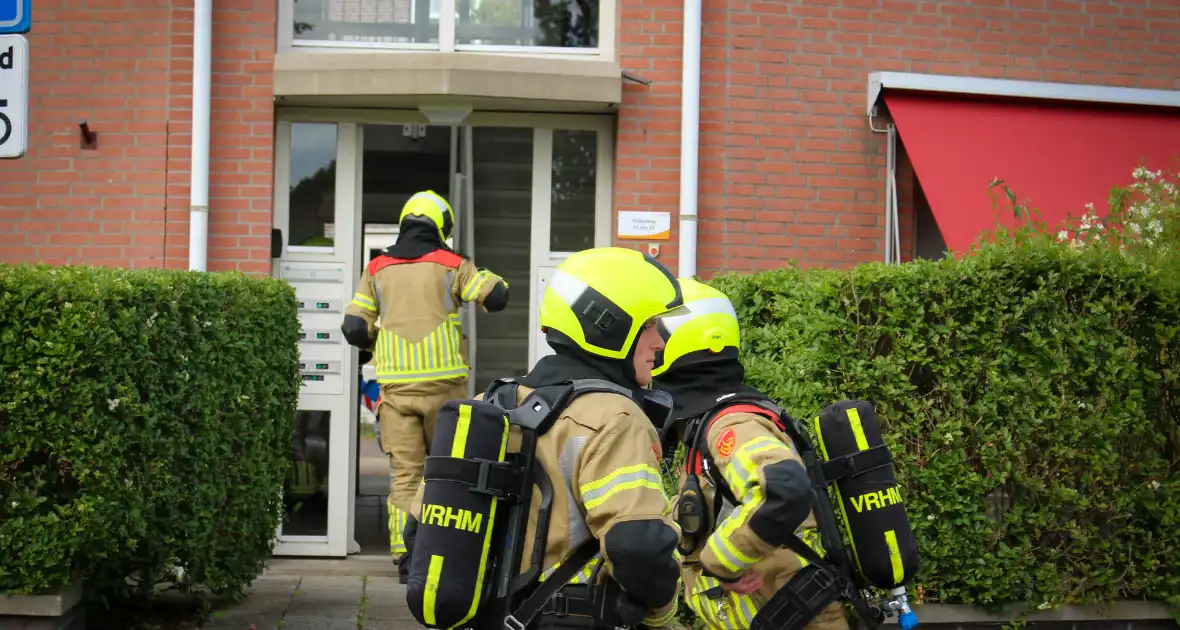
[271,109,614,557]
[270,121,363,557]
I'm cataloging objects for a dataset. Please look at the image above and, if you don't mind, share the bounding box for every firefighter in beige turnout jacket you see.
[650,278,849,630]
[341,190,509,579]
[412,247,688,628]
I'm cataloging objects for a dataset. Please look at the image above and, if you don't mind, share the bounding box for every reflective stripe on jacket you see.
[343,250,504,386]
[678,406,827,630]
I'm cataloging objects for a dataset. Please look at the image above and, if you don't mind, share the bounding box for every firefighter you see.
[340,189,510,581]
[409,246,689,629]
[650,278,849,630]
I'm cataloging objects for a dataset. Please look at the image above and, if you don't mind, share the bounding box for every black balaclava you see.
[651,348,768,422]
[384,216,458,260]
[517,329,646,402]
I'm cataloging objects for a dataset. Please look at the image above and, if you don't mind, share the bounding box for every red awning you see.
[884,91,1180,253]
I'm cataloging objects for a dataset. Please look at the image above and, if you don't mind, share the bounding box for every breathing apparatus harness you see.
[408,376,673,630]
[668,395,920,630]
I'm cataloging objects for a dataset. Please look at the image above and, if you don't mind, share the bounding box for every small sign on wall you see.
[617,211,672,241]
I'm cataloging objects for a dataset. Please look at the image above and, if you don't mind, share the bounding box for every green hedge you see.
[0,264,302,603]
[708,238,1179,609]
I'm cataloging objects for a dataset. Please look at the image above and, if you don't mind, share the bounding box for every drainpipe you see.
[677,0,702,279]
[188,0,213,272]
[869,106,900,264]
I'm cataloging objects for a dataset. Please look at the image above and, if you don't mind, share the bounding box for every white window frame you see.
[278,0,617,60]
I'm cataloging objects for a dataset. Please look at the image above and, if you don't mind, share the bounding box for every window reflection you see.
[294,0,440,44]
[550,129,597,252]
[288,123,338,250]
[283,410,331,536]
[456,0,597,48]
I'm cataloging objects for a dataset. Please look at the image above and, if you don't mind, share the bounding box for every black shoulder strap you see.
[691,396,783,506]
[493,379,631,601]
[505,539,599,630]
[689,397,837,572]
[501,379,645,628]
[484,377,522,410]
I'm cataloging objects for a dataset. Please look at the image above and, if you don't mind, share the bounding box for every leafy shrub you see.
[703,224,1179,609]
[0,265,302,605]
[1051,166,1180,292]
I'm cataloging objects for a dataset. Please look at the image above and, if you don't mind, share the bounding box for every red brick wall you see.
[0,0,274,274]
[614,0,1180,278]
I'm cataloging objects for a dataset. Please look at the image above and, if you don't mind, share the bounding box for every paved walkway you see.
[201,557,426,630]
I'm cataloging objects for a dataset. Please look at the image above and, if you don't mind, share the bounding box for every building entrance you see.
[270,111,614,557]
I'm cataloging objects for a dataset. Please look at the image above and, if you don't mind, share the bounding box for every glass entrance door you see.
[271,112,614,557]
[271,121,362,557]
[527,125,613,368]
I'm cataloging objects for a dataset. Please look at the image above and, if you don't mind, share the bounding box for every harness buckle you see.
[549,592,570,617]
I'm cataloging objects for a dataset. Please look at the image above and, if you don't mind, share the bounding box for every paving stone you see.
[201,577,299,630]
[0,605,85,630]
[284,577,362,621]
[357,579,424,629]
[277,615,361,630]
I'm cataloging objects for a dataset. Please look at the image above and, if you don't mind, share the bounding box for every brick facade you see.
[0,0,275,273]
[614,0,1180,278]
[3,0,1180,278]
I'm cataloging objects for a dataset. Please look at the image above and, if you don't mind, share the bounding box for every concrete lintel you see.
[274,51,623,111]
[881,601,1175,624]
[0,582,84,617]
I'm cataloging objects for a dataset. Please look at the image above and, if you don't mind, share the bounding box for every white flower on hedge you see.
[1150,479,1161,491]
[107,398,120,411]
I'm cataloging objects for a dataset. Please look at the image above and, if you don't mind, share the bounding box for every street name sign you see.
[0,0,30,35]
[0,34,28,159]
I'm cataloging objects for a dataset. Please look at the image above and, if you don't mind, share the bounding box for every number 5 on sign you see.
[0,34,28,160]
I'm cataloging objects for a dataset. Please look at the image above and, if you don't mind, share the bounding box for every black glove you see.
[358,349,373,365]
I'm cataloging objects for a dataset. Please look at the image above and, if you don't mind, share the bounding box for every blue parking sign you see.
[0,0,30,35]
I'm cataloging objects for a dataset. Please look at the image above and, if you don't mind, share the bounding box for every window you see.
[550,129,597,252]
[287,123,338,252]
[293,0,440,45]
[288,0,605,52]
[457,0,596,48]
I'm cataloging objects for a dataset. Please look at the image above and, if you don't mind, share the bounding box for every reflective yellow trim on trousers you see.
[389,500,408,555]
[288,460,317,497]
[687,573,758,630]
[374,317,468,384]
[351,292,378,312]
